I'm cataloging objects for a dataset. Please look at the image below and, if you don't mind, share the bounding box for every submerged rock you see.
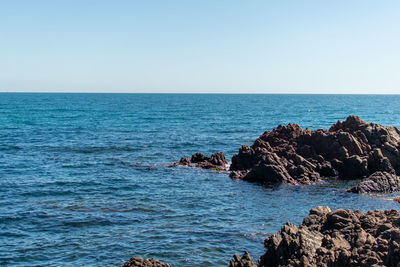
[120,257,172,267]
[258,207,400,267]
[170,152,228,171]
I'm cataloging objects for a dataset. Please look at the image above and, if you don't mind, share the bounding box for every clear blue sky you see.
[1,0,399,93]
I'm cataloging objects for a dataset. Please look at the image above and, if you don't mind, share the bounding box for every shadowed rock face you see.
[120,257,172,267]
[229,116,400,191]
[259,207,400,267]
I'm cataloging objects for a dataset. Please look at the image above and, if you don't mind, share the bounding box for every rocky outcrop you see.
[171,116,400,193]
[348,171,400,194]
[229,251,258,267]
[171,152,228,171]
[120,257,172,267]
[229,116,400,191]
[259,206,400,267]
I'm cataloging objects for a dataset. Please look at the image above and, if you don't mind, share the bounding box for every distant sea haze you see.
[1,93,399,266]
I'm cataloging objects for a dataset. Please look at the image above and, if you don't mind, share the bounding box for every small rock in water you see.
[120,257,172,267]
[170,151,228,171]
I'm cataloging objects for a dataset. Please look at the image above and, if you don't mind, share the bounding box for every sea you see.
[1,93,399,266]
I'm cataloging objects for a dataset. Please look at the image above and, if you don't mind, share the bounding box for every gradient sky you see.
[1,0,399,93]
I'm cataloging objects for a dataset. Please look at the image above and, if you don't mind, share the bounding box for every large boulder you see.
[258,207,400,267]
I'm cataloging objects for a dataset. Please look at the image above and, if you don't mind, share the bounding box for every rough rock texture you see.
[120,257,172,267]
[229,116,400,190]
[171,152,228,171]
[259,206,400,267]
[348,171,400,194]
[229,251,258,267]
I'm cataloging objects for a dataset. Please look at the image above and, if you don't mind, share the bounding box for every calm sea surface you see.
[1,93,400,266]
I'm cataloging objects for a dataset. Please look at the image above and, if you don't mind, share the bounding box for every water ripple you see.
[0,94,399,266]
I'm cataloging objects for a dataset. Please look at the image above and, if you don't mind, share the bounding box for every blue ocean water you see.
[0,93,400,266]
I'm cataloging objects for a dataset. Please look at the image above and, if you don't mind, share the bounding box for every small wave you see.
[0,145,22,151]
[45,145,144,154]
[21,190,74,197]
[61,162,98,168]
[0,231,29,238]
[61,218,133,227]
[63,205,92,212]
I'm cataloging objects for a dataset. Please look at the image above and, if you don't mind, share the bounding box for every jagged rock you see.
[191,152,209,163]
[229,251,258,267]
[178,157,190,166]
[348,171,400,194]
[209,152,228,166]
[170,152,228,171]
[120,257,172,267]
[394,196,400,203]
[229,116,400,190]
[258,207,400,267]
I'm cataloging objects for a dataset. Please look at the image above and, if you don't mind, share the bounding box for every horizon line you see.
[0,91,400,95]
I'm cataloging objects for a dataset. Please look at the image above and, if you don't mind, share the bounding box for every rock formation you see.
[173,116,400,193]
[171,152,228,171]
[120,257,172,267]
[121,207,400,267]
[259,206,400,267]
[230,116,400,188]
[229,251,258,267]
[348,171,400,194]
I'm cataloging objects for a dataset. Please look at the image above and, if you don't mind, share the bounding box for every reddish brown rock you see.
[348,171,400,194]
[229,116,400,191]
[120,257,172,267]
[258,207,400,267]
[172,116,400,193]
[171,152,228,171]
[229,251,258,267]
[191,152,209,163]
